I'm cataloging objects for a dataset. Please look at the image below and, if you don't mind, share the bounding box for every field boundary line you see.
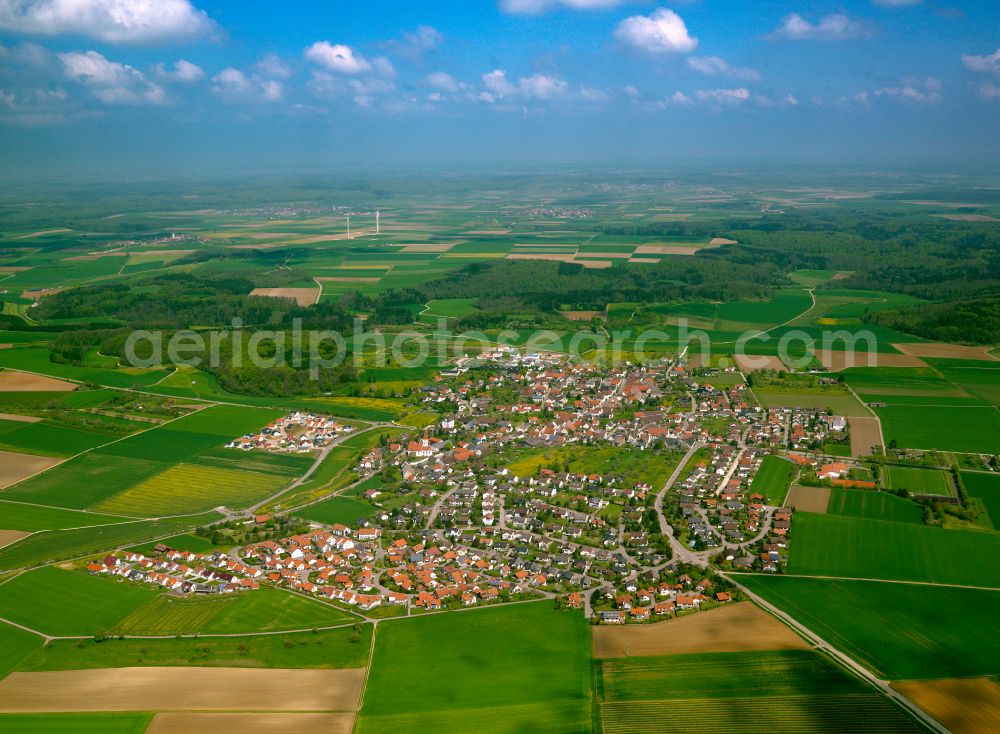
[352,619,378,730]
[730,572,1000,592]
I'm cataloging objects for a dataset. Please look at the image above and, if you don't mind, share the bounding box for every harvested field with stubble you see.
[849,416,883,456]
[248,287,319,307]
[592,602,808,658]
[0,450,61,488]
[0,529,30,549]
[818,350,926,371]
[735,354,785,372]
[785,485,831,512]
[893,342,999,361]
[893,678,1000,734]
[635,244,700,255]
[0,667,365,712]
[0,371,76,391]
[146,713,355,734]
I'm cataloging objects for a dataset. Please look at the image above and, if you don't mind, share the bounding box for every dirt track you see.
[592,601,809,658]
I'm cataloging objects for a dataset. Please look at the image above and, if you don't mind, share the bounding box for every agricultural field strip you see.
[719,571,953,734]
[0,594,360,641]
[0,390,212,497]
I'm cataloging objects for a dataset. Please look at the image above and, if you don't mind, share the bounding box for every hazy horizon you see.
[1,1,999,179]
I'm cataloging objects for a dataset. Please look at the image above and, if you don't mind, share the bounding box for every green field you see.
[825,488,924,524]
[0,419,116,457]
[0,512,221,570]
[17,624,372,671]
[0,620,44,680]
[963,471,1000,530]
[358,602,591,734]
[294,494,374,526]
[875,404,1000,453]
[738,575,1000,679]
[0,501,133,531]
[93,462,289,516]
[0,567,351,637]
[785,512,1000,586]
[506,446,681,489]
[598,649,922,734]
[0,566,158,636]
[752,390,870,416]
[883,465,953,496]
[109,588,353,636]
[750,455,794,505]
[1,404,287,512]
[0,713,151,734]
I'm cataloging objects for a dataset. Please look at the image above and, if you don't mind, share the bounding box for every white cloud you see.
[483,69,516,96]
[694,87,750,104]
[687,55,760,82]
[0,0,216,44]
[59,50,165,104]
[211,67,282,104]
[255,53,292,80]
[579,85,609,103]
[481,69,567,101]
[978,82,1000,100]
[519,73,567,99]
[874,77,942,103]
[874,0,921,6]
[427,71,459,93]
[499,0,629,15]
[962,48,1000,75]
[385,25,443,59]
[768,13,869,41]
[614,8,697,54]
[153,59,203,83]
[671,90,692,105]
[622,84,639,100]
[304,42,393,77]
[784,94,799,106]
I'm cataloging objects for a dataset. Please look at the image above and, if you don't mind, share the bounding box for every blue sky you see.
[0,0,998,178]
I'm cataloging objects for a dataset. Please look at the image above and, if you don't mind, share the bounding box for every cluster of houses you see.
[225,412,353,453]
[86,547,262,593]
[596,572,735,623]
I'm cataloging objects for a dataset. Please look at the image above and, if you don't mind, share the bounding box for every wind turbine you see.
[375,208,380,236]
[346,214,351,239]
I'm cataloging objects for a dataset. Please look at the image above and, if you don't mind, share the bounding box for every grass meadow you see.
[750,455,794,505]
[0,511,221,571]
[737,575,1000,679]
[358,602,592,734]
[883,466,953,496]
[825,488,924,525]
[785,512,1000,587]
[875,404,1000,453]
[597,649,922,734]
[962,471,1000,530]
[0,501,133,532]
[0,714,151,734]
[15,624,373,671]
